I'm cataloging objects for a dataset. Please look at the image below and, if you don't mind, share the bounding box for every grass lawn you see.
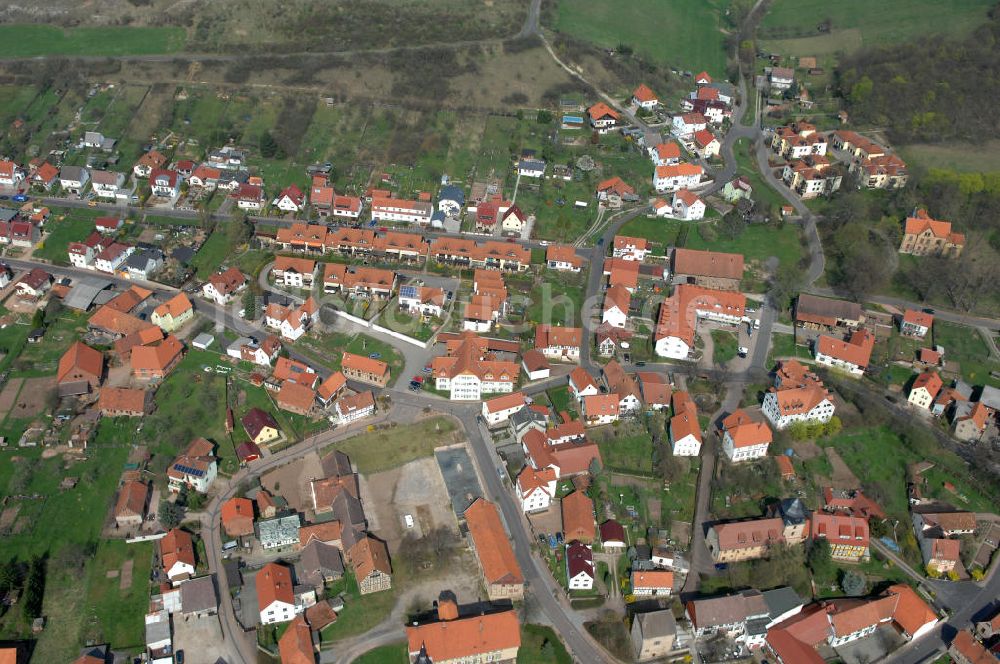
[767,332,813,366]
[318,572,397,644]
[190,230,235,279]
[325,416,459,475]
[524,272,585,327]
[0,420,141,660]
[354,643,407,664]
[898,140,1000,174]
[373,299,439,343]
[931,322,1000,388]
[34,211,102,265]
[137,350,249,475]
[547,385,578,418]
[81,540,153,650]
[299,331,405,386]
[760,0,994,55]
[591,423,654,476]
[0,25,185,57]
[826,425,998,518]
[11,312,88,377]
[553,0,728,76]
[712,330,738,364]
[519,625,573,664]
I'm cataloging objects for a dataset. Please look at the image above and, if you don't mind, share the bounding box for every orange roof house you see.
[632,84,658,104]
[160,528,196,580]
[815,329,875,374]
[464,499,524,600]
[98,386,149,416]
[130,334,184,379]
[57,341,104,388]
[562,491,595,543]
[406,595,521,663]
[348,536,393,594]
[276,381,316,416]
[221,497,256,538]
[89,304,156,338]
[278,615,317,664]
[257,561,295,613]
[587,102,620,122]
[340,351,390,387]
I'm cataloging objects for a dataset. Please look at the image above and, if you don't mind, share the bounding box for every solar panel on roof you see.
[173,464,206,477]
[400,285,418,299]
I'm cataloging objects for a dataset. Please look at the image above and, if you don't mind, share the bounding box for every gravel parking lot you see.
[171,614,229,664]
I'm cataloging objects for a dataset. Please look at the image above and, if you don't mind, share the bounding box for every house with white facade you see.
[59,165,89,194]
[762,360,836,430]
[602,284,630,329]
[273,185,305,212]
[566,542,595,590]
[517,159,546,178]
[569,366,600,401]
[90,170,126,200]
[654,163,704,193]
[670,392,702,456]
[672,189,706,220]
[257,562,300,625]
[431,332,518,401]
[482,391,528,427]
[371,197,433,224]
[202,267,247,305]
[814,330,875,377]
[516,466,557,513]
[671,112,707,138]
[149,169,180,198]
[720,410,772,462]
[334,391,376,424]
[94,243,135,274]
[399,284,445,318]
[535,325,582,362]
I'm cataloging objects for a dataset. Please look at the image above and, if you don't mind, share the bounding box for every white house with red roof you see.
[516,466,557,513]
[672,112,707,138]
[482,391,528,427]
[672,189,706,221]
[94,243,135,274]
[95,216,124,234]
[694,130,721,159]
[234,183,266,211]
[632,84,659,110]
[612,235,650,262]
[274,185,305,212]
[587,103,620,133]
[649,142,682,167]
[695,71,712,85]
[720,410,773,462]
[149,169,180,198]
[654,163,705,193]
[371,197,433,224]
[0,160,24,187]
[569,366,600,401]
[900,309,933,338]
[602,284,630,329]
[814,330,875,377]
[68,232,107,269]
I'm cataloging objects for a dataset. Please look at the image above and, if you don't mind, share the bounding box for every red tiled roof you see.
[816,329,875,369]
[633,84,657,102]
[464,498,523,586]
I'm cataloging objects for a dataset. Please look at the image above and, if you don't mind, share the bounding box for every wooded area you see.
[835,7,1000,144]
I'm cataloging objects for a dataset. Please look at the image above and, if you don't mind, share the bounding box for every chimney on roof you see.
[436,591,459,621]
